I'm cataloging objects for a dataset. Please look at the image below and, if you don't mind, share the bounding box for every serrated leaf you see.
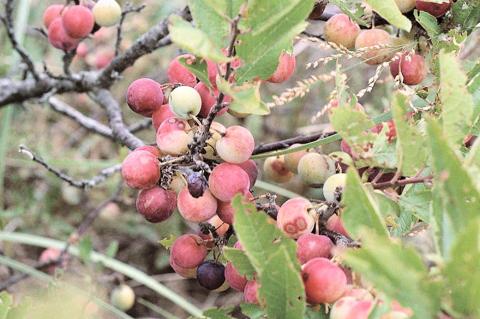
[179,57,212,89]
[366,0,412,31]
[330,106,377,156]
[223,247,255,279]
[392,93,426,176]
[232,196,305,319]
[159,234,177,250]
[168,15,230,63]
[0,292,13,319]
[427,120,480,256]
[329,0,368,26]
[342,232,441,319]
[399,184,432,222]
[188,0,243,48]
[414,10,440,38]
[235,0,314,82]
[342,169,389,239]
[443,219,480,317]
[439,50,474,147]
[217,78,269,115]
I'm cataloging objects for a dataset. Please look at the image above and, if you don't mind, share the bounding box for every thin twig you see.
[115,3,146,57]
[18,145,122,189]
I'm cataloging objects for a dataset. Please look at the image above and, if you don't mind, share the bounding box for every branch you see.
[18,145,122,189]
[253,131,335,154]
[1,0,39,80]
[115,3,146,57]
[91,89,144,150]
[371,175,433,189]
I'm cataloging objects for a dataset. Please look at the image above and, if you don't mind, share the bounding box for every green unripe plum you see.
[93,0,122,27]
[297,153,336,187]
[329,151,354,168]
[323,173,347,202]
[284,144,308,173]
[169,86,202,119]
[324,14,360,49]
[110,284,135,311]
[355,29,394,65]
[394,0,416,12]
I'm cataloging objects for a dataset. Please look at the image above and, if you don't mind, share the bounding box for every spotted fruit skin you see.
[277,198,315,239]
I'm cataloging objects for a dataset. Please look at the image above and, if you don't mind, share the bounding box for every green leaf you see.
[414,10,440,38]
[203,308,234,319]
[240,304,264,319]
[330,106,377,156]
[179,57,212,89]
[451,0,480,33]
[427,120,480,255]
[399,184,432,223]
[392,92,427,175]
[159,234,177,250]
[217,78,269,115]
[78,237,92,263]
[342,169,389,239]
[329,0,368,26]
[439,50,474,147]
[365,0,412,31]
[235,0,314,82]
[188,0,243,48]
[342,232,441,319]
[443,219,480,317]
[0,292,13,319]
[223,247,255,279]
[105,241,119,259]
[232,196,305,319]
[168,15,230,63]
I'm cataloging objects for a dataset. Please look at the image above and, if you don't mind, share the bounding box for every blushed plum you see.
[135,145,161,157]
[277,198,314,239]
[126,78,164,116]
[216,126,255,164]
[331,297,374,319]
[156,118,193,155]
[327,214,349,237]
[224,261,247,291]
[324,14,360,49]
[39,248,65,274]
[94,49,114,69]
[355,29,394,65]
[136,187,176,223]
[297,153,336,186]
[236,160,258,186]
[152,104,175,131]
[48,18,80,51]
[208,163,250,201]
[194,82,229,118]
[416,0,452,17]
[268,52,296,83]
[62,5,94,38]
[204,121,226,160]
[244,280,260,304]
[284,145,308,173]
[390,52,427,85]
[177,187,217,222]
[207,215,230,237]
[302,257,347,304]
[169,86,202,119]
[43,4,65,28]
[167,54,197,87]
[169,172,186,194]
[217,192,254,225]
[170,254,197,278]
[263,156,294,183]
[296,234,333,264]
[121,150,160,189]
[171,234,208,269]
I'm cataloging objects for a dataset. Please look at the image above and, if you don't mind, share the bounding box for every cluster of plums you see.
[43,0,121,51]
[120,52,296,295]
[323,0,451,86]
